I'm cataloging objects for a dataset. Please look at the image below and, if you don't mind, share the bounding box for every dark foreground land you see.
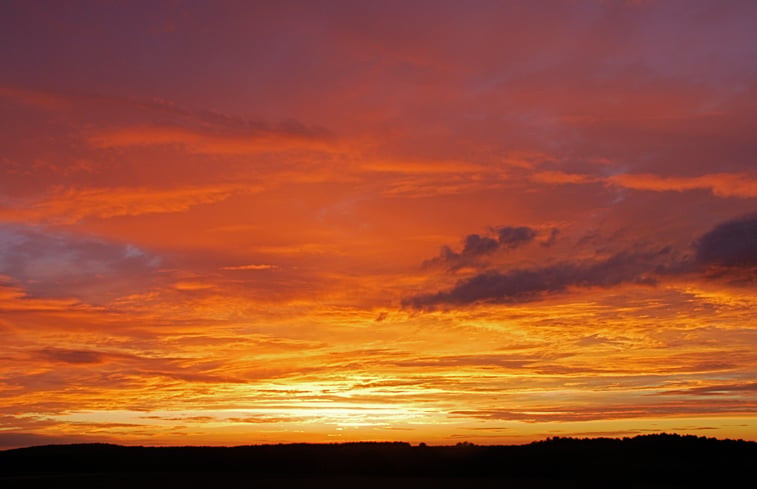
[1,433,754,488]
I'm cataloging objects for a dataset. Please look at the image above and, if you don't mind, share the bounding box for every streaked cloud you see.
[88,125,338,155]
[0,184,254,224]
[610,173,757,199]
[0,0,756,447]
[530,171,757,199]
[221,264,279,271]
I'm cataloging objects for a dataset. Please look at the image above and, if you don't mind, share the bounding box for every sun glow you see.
[1,0,756,449]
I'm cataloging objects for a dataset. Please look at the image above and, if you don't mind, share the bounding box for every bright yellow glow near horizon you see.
[1,1,756,449]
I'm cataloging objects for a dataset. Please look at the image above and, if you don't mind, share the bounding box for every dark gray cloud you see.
[695,214,757,267]
[407,248,671,309]
[496,226,537,249]
[462,234,499,255]
[425,225,541,270]
[408,214,757,309]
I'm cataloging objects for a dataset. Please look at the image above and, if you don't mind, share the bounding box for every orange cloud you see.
[88,125,339,155]
[0,85,70,110]
[531,171,600,185]
[221,264,279,271]
[609,173,757,199]
[0,184,254,224]
[359,159,482,174]
[529,171,757,199]
[500,151,559,169]
[2,1,757,448]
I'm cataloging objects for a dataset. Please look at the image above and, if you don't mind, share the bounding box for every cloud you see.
[407,248,671,309]
[531,170,757,199]
[0,85,71,110]
[496,226,537,249]
[380,174,506,198]
[37,348,104,364]
[656,382,757,397]
[407,214,757,309]
[221,264,279,271]
[695,214,757,267]
[610,173,757,199]
[499,151,559,169]
[0,281,94,314]
[0,184,250,224]
[425,226,540,270]
[451,399,757,423]
[0,84,335,145]
[88,124,338,155]
[528,170,757,199]
[531,171,600,185]
[0,225,161,299]
[541,227,559,247]
[461,234,499,256]
[391,352,564,369]
[359,159,482,174]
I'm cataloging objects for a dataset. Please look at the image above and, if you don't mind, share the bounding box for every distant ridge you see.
[1,434,754,488]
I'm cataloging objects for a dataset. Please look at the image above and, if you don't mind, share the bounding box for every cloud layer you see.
[0,0,756,447]
[408,248,670,308]
[408,215,757,308]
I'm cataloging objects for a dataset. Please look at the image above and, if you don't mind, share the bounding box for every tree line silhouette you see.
[0,433,754,488]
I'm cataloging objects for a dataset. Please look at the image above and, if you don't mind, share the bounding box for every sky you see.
[0,0,756,449]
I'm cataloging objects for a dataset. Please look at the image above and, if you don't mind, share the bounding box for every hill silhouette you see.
[0,433,754,488]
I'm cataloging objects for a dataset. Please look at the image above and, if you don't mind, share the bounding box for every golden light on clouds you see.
[0,1,756,449]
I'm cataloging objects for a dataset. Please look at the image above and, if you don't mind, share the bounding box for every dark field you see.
[1,434,753,488]
[0,474,591,489]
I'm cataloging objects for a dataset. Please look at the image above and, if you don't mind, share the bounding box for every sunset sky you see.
[1,0,756,449]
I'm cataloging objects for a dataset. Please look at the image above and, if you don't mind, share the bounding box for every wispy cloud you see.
[89,125,339,155]
[609,173,757,199]
[221,264,279,271]
[530,170,757,199]
[0,184,255,224]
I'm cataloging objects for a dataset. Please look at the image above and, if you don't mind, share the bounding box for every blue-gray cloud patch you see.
[695,214,757,267]
[0,224,161,300]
